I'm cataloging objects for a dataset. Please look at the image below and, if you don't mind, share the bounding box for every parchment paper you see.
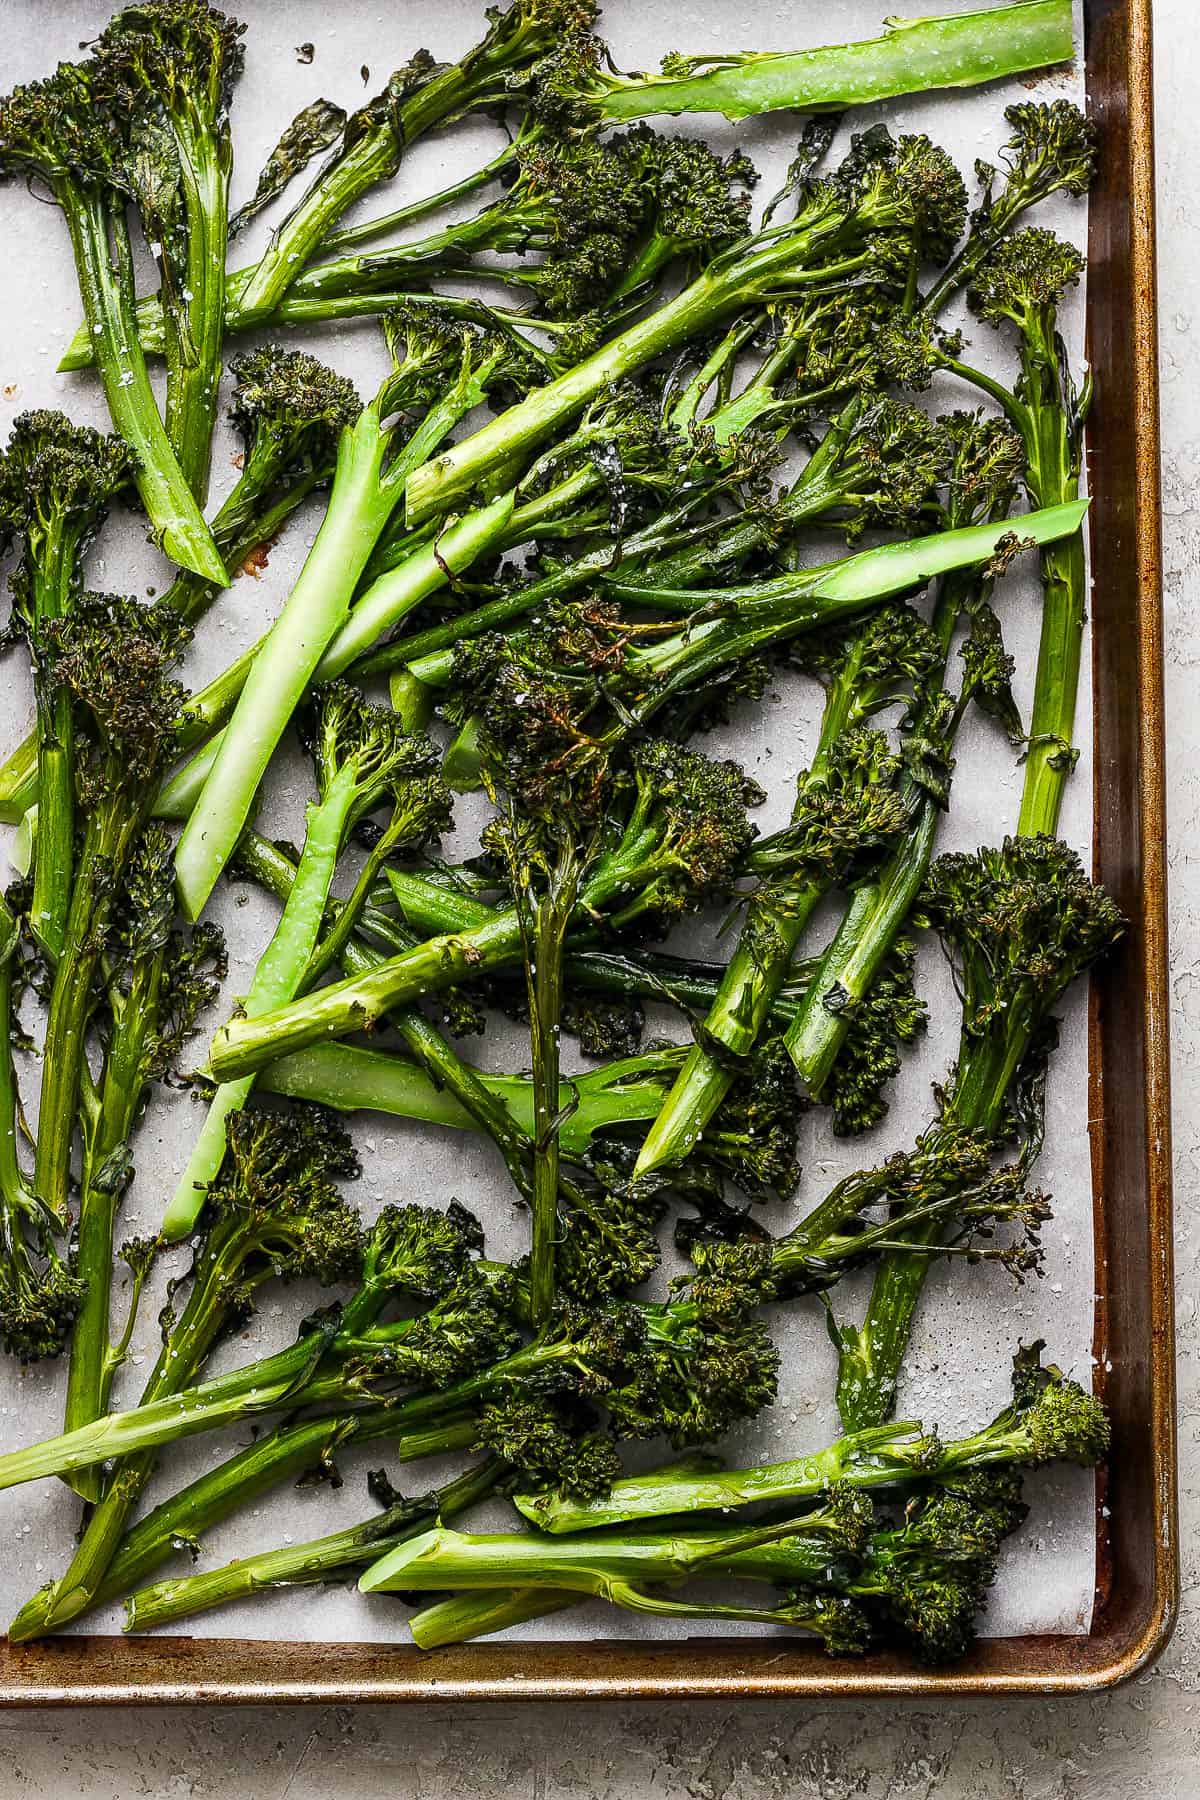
[0,0,1095,1646]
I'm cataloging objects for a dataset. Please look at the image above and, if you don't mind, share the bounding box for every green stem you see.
[1017,524,1086,837]
[589,3,1073,123]
[161,130,231,504]
[0,899,27,1215]
[27,524,76,964]
[258,1043,674,1157]
[97,1410,481,1611]
[9,1221,255,1639]
[516,1422,942,1534]
[63,939,167,1499]
[411,1587,579,1649]
[164,767,362,1238]
[518,842,580,1326]
[784,803,939,1091]
[33,811,136,1223]
[61,187,225,582]
[125,1459,499,1633]
[361,1513,835,1600]
[314,491,517,678]
[58,282,559,371]
[322,141,518,252]
[171,398,401,920]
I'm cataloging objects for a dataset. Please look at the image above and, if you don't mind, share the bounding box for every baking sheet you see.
[0,0,1095,1646]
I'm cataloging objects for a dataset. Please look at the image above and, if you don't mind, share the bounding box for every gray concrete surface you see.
[3,7,1198,1796]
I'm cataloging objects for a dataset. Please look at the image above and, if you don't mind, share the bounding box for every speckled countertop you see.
[3,4,1196,1794]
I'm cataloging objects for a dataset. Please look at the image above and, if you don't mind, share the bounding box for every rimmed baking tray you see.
[0,0,1173,1703]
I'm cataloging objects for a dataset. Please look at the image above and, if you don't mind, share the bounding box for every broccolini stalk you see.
[93,1,245,502]
[172,311,521,920]
[377,1507,858,1598]
[0,888,85,1362]
[528,5,1072,129]
[94,1411,482,1613]
[320,134,525,252]
[217,834,570,1247]
[234,0,598,326]
[0,63,226,580]
[364,1507,873,1644]
[0,1233,781,1511]
[783,413,1027,1095]
[155,491,517,822]
[965,229,1092,836]
[125,1459,500,1633]
[403,128,971,522]
[634,604,940,1178]
[503,828,582,1324]
[203,739,767,1079]
[215,126,748,328]
[236,129,653,325]
[409,1474,1033,1663]
[0,413,132,960]
[830,838,1123,1432]
[203,505,1084,1088]
[164,688,450,1239]
[64,827,224,1496]
[32,596,188,1226]
[518,1343,1107,1533]
[8,1107,364,1641]
[155,366,745,803]
[409,1588,579,1649]
[555,947,813,1032]
[0,348,361,828]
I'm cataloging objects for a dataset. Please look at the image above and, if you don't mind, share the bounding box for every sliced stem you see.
[62,187,225,582]
[171,400,400,919]
[589,3,1073,123]
[411,1587,579,1649]
[161,130,231,504]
